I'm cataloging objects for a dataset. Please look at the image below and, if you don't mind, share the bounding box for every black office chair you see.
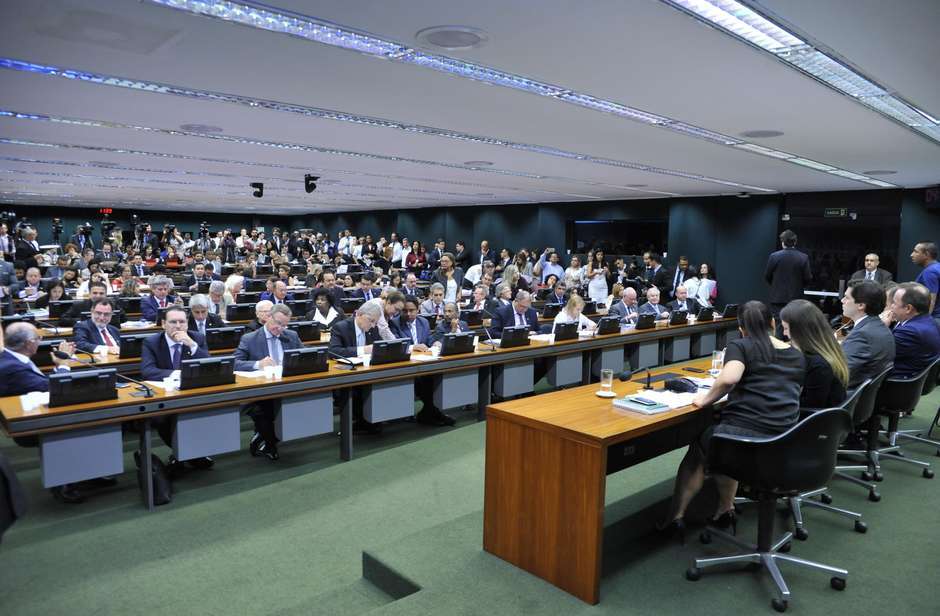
[924,364,940,445]
[871,357,940,479]
[788,383,869,539]
[686,409,853,613]
[833,366,893,500]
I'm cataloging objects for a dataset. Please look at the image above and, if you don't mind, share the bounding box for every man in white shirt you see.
[389,232,403,267]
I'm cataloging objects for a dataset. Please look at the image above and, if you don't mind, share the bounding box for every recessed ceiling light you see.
[179,123,223,133]
[862,170,898,176]
[463,160,493,166]
[739,130,784,138]
[416,26,488,50]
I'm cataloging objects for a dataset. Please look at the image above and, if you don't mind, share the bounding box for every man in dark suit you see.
[607,287,640,323]
[329,302,383,433]
[427,239,445,271]
[669,255,693,299]
[648,253,671,299]
[349,273,378,302]
[850,253,893,285]
[233,304,303,460]
[244,300,274,333]
[840,280,896,388]
[260,280,294,305]
[667,285,702,316]
[187,294,225,337]
[638,287,671,320]
[129,254,148,278]
[765,230,813,335]
[140,306,214,470]
[57,280,111,327]
[429,302,471,346]
[544,281,568,305]
[140,275,180,322]
[391,297,454,426]
[478,240,495,266]
[888,283,940,378]
[14,227,42,268]
[490,290,540,336]
[73,299,122,356]
[0,323,89,503]
[69,226,95,252]
[185,263,215,291]
[319,271,347,306]
[453,241,471,271]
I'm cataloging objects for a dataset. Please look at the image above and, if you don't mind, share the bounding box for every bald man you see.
[850,253,893,285]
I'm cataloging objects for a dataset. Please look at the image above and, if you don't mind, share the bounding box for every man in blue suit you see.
[0,323,94,504]
[140,306,214,471]
[888,283,940,378]
[840,280,896,388]
[233,304,303,460]
[544,281,568,305]
[391,296,431,351]
[490,290,540,336]
[73,299,122,356]
[259,280,294,305]
[638,287,671,320]
[329,303,384,433]
[140,275,180,322]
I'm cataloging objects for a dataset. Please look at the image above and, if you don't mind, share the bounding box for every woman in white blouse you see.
[308,288,343,328]
[552,295,597,333]
[564,254,585,290]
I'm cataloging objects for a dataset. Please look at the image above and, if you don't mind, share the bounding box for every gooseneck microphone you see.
[478,308,499,351]
[328,350,358,370]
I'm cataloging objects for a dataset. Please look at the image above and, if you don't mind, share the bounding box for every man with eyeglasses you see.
[74,298,121,356]
[140,306,213,472]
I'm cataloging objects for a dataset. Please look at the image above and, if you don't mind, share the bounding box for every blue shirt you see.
[916,262,940,318]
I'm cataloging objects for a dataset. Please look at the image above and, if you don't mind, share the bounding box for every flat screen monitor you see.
[226,303,255,322]
[221,264,236,277]
[290,264,306,276]
[195,281,212,294]
[583,301,598,314]
[340,298,364,313]
[48,300,77,319]
[255,264,273,276]
[499,325,530,349]
[1,314,35,325]
[245,278,267,293]
[462,309,483,327]
[204,326,245,351]
[34,338,65,367]
[288,320,321,342]
[49,368,118,407]
[696,307,714,321]
[541,304,561,319]
[238,291,261,304]
[370,338,411,366]
[595,316,620,335]
[440,331,475,356]
[722,304,739,319]
[635,313,656,330]
[118,332,151,359]
[669,310,689,326]
[552,321,578,342]
[281,347,328,377]
[286,299,310,318]
[117,296,141,314]
[179,355,236,390]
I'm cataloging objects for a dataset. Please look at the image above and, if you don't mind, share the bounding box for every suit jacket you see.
[478,249,495,266]
[0,350,58,396]
[328,317,380,357]
[849,268,893,285]
[322,285,346,306]
[13,239,41,267]
[0,259,14,287]
[73,320,122,354]
[607,300,640,322]
[140,331,209,381]
[58,298,128,328]
[650,266,671,299]
[490,304,540,335]
[419,298,446,316]
[892,314,940,378]
[544,292,568,305]
[668,267,694,297]
[765,247,812,304]
[638,301,670,320]
[188,312,225,336]
[842,315,896,388]
[349,288,378,302]
[130,263,149,277]
[69,234,95,251]
[401,285,425,299]
[233,326,303,372]
[259,291,294,304]
[453,250,471,271]
[391,314,431,346]
[430,319,471,345]
[667,298,702,315]
[140,294,179,322]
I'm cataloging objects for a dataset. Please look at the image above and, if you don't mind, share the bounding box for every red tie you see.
[100,328,116,347]
[159,298,166,308]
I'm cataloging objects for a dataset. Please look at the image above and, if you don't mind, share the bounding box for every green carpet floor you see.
[2,390,939,615]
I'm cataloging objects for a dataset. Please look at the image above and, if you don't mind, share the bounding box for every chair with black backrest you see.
[787,383,869,540]
[833,365,893,500]
[686,408,853,613]
[870,356,940,479]
[923,363,940,446]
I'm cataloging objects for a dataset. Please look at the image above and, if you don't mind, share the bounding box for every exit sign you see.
[824,207,848,218]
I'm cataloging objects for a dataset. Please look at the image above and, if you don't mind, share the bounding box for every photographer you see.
[69,224,96,252]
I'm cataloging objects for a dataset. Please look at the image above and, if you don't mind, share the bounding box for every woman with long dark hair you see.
[658,300,805,542]
[586,249,609,305]
[781,299,848,408]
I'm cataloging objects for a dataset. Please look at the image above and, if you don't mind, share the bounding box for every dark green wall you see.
[898,190,940,282]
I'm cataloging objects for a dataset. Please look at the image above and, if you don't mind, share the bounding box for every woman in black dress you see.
[659,301,805,541]
[781,299,848,408]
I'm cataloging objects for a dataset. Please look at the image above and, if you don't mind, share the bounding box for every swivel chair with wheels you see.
[685,408,853,613]
[871,357,940,478]
[833,366,893,500]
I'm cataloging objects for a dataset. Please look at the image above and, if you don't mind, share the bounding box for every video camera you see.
[199,221,211,238]
[78,222,94,236]
[101,214,116,237]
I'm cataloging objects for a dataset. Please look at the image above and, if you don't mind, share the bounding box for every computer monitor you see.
[552,321,578,342]
[286,299,310,318]
[425,314,439,330]
[721,303,739,319]
[34,338,65,367]
[281,347,328,377]
[499,325,531,349]
[1,314,35,325]
[245,278,267,293]
[370,338,411,366]
[287,320,321,342]
[696,307,715,321]
[117,296,141,315]
[340,298,364,313]
[669,310,689,326]
[204,326,245,351]
[290,264,306,276]
[221,264,236,277]
[255,264,273,276]
[118,332,151,359]
[195,280,212,294]
[49,369,118,407]
[635,313,656,330]
[238,291,262,304]
[595,316,620,335]
[179,355,236,390]
[440,331,476,356]
[48,299,77,319]
[583,301,598,315]
[226,303,255,321]
[461,309,483,327]
[541,304,561,319]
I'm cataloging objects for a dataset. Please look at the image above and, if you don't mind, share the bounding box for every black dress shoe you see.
[262,444,279,461]
[249,432,265,457]
[50,483,84,505]
[186,456,215,470]
[165,456,185,479]
[416,410,455,427]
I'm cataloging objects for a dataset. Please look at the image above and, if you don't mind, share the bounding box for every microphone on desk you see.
[645,369,652,391]
[34,319,64,335]
[52,350,154,397]
[328,350,357,370]
[478,308,499,351]
[618,367,644,382]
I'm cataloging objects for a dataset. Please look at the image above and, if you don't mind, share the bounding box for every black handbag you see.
[134,451,173,506]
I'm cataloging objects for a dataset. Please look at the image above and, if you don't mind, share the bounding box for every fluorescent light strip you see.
[137,1,898,185]
[1,108,741,194]
[664,0,940,147]
[0,59,757,194]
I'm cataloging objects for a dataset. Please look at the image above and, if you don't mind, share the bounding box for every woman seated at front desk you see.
[657,300,805,542]
[551,295,597,334]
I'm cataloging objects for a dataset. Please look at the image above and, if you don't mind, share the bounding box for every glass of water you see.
[709,350,724,376]
[600,368,614,394]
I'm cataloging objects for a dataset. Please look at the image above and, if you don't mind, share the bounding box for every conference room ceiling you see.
[0,0,937,215]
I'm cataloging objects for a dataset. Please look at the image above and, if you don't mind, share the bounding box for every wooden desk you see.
[483,358,713,604]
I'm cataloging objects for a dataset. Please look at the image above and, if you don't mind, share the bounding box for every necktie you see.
[171,344,181,369]
[100,327,116,347]
[267,335,281,365]
[410,322,417,343]
[515,312,523,327]
[867,271,874,281]
[436,304,443,315]
[654,304,661,315]
[356,328,365,348]
[197,321,205,336]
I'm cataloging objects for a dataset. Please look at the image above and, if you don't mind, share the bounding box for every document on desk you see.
[529,334,553,342]
[20,391,50,413]
[234,370,266,378]
[121,320,154,330]
[411,354,440,362]
[613,390,695,415]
